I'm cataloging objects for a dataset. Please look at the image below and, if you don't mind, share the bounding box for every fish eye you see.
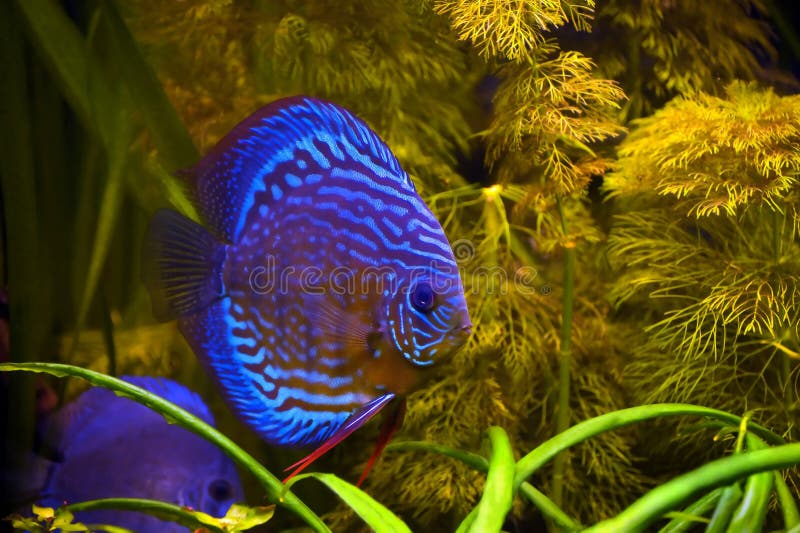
[410,282,436,312]
[208,479,233,501]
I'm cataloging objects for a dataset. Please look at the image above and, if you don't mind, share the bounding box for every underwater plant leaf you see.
[66,498,274,532]
[434,0,594,62]
[774,469,800,529]
[518,483,582,531]
[212,503,276,532]
[0,0,44,456]
[14,0,101,130]
[606,82,800,217]
[455,427,514,533]
[16,0,196,217]
[514,404,786,489]
[386,439,581,530]
[0,362,328,533]
[594,0,775,118]
[583,444,800,532]
[704,482,742,533]
[102,0,199,171]
[385,441,490,472]
[64,497,224,532]
[726,434,774,533]
[656,487,722,532]
[285,473,411,533]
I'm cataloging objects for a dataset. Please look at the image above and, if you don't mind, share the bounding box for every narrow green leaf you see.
[657,487,722,533]
[103,1,199,171]
[0,0,42,459]
[386,440,490,471]
[65,497,224,532]
[286,473,411,533]
[457,427,515,533]
[0,362,329,533]
[14,0,92,122]
[515,404,785,490]
[518,483,582,531]
[68,498,275,532]
[583,444,800,532]
[16,0,196,220]
[726,434,774,533]
[704,483,742,533]
[387,440,580,530]
[774,469,800,529]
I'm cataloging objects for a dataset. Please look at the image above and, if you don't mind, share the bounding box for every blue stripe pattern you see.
[178,96,471,447]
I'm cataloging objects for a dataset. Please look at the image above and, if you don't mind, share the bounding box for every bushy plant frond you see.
[607,82,800,216]
[488,53,625,193]
[591,0,776,118]
[434,0,594,62]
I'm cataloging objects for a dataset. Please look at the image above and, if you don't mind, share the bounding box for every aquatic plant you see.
[605,81,800,491]
[3,362,800,532]
[1,0,799,531]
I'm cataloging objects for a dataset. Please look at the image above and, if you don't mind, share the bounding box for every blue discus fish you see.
[37,377,243,531]
[144,96,472,484]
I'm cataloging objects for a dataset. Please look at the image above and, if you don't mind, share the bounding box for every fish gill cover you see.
[0,0,798,531]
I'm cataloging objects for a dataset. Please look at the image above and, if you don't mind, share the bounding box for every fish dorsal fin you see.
[50,377,215,455]
[121,376,216,425]
[185,96,412,242]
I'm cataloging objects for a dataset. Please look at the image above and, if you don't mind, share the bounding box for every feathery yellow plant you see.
[593,0,776,118]
[605,81,799,492]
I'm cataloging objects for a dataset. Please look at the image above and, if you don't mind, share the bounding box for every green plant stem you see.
[0,363,329,532]
[552,195,575,511]
[514,404,785,490]
[65,498,224,532]
[0,0,41,475]
[583,444,800,532]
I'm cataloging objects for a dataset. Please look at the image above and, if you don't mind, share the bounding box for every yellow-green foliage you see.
[104,0,794,530]
[608,83,800,217]
[605,82,799,488]
[592,0,775,118]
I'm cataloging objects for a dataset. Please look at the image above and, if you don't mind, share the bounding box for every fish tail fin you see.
[143,209,227,321]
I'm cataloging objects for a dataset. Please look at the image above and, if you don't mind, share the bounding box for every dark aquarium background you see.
[1,1,800,532]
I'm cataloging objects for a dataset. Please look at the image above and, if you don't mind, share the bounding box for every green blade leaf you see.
[65,498,223,532]
[456,427,515,533]
[725,434,774,533]
[286,473,411,533]
[0,362,328,533]
[514,404,786,490]
[387,440,580,531]
[584,444,800,532]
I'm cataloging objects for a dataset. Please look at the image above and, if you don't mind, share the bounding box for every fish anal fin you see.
[143,209,226,321]
[282,393,395,484]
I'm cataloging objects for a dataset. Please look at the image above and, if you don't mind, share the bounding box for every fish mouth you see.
[449,321,473,340]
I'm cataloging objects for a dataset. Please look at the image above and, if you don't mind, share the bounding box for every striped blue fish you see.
[144,96,471,483]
